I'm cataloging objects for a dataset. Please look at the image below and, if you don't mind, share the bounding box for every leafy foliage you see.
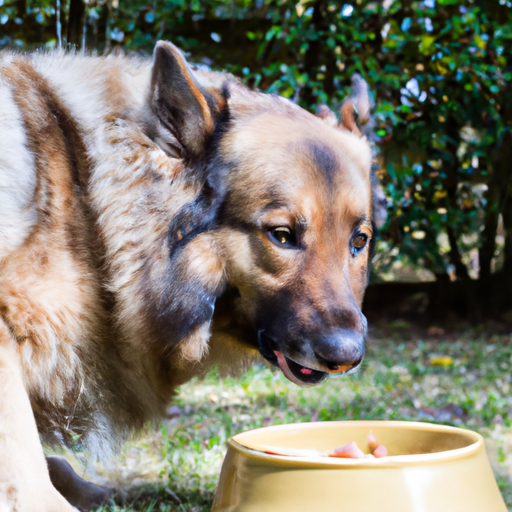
[1,0,512,314]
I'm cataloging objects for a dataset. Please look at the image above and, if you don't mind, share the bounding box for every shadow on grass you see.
[98,484,212,512]
[57,325,512,512]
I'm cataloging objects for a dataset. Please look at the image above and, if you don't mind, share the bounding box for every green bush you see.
[2,0,512,315]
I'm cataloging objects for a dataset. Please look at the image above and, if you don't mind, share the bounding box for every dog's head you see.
[146,41,373,386]
[216,100,372,385]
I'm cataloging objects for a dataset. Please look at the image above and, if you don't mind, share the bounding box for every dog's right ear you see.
[150,41,226,159]
[340,74,371,137]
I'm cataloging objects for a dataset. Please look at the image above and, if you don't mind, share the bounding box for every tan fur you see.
[216,111,371,357]
[0,43,373,510]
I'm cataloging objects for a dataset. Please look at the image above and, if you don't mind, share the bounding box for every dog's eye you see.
[350,233,369,255]
[268,227,297,248]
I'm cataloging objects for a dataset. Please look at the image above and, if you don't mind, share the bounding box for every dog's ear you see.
[150,41,226,159]
[316,75,371,137]
[146,42,231,360]
[339,76,387,230]
[315,104,339,128]
[340,74,371,137]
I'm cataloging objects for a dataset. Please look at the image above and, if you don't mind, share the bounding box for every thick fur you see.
[0,42,373,510]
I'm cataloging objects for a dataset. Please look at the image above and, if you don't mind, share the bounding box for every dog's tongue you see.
[274,351,328,386]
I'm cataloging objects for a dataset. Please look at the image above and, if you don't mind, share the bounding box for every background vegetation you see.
[49,326,512,511]
[1,0,512,320]
[4,2,512,510]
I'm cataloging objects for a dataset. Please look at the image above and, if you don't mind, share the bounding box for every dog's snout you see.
[314,328,365,373]
[325,354,364,372]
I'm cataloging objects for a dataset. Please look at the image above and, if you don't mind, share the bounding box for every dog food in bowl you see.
[212,421,508,512]
[246,432,389,459]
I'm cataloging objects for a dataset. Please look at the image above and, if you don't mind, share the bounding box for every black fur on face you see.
[166,103,232,260]
[143,101,233,350]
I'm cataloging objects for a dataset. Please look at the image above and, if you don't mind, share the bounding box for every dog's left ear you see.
[316,78,387,230]
[146,42,230,361]
[340,76,388,229]
[315,104,339,128]
[340,74,371,137]
[315,75,370,137]
[150,40,227,159]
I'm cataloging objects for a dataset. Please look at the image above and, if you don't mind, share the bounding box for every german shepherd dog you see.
[0,41,375,511]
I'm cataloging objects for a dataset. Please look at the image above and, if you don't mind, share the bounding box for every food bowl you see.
[211,421,506,512]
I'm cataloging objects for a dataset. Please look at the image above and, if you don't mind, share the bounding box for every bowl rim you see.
[229,420,484,469]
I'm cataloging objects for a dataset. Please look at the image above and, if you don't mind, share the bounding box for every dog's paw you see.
[47,456,113,512]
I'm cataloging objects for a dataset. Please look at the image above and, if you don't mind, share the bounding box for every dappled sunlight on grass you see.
[49,328,512,511]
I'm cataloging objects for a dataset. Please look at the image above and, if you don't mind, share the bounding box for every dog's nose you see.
[313,328,365,373]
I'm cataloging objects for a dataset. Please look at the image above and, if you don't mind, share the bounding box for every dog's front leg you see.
[46,456,114,512]
[0,321,77,512]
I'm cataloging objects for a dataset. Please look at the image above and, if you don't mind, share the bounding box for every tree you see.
[1,0,511,319]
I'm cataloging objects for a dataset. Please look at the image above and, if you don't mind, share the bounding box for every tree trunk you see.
[479,129,512,312]
[301,0,328,105]
[67,0,86,49]
[56,0,63,48]
[479,184,500,285]
[501,195,512,306]
[496,130,512,310]
[446,225,470,280]
[17,0,26,16]
[104,0,112,51]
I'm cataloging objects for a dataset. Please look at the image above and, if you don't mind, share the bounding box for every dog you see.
[0,41,374,511]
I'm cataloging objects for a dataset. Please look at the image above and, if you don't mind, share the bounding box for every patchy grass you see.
[51,327,512,511]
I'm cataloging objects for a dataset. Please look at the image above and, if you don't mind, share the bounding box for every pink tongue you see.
[274,351,312,386]
[301,368,313,375]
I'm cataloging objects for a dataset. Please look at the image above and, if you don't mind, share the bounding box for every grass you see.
[49,325,512,511]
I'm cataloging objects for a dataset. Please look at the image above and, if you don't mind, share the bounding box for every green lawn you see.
[52,326,512,511]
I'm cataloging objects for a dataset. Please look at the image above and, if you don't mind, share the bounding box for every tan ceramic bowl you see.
[212,421,507,512]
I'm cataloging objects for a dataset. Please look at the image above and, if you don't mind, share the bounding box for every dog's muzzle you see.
[258,332,363,386]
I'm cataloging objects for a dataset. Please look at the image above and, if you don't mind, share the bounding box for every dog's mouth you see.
[274,351,328,386]
[258,333,328,386]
